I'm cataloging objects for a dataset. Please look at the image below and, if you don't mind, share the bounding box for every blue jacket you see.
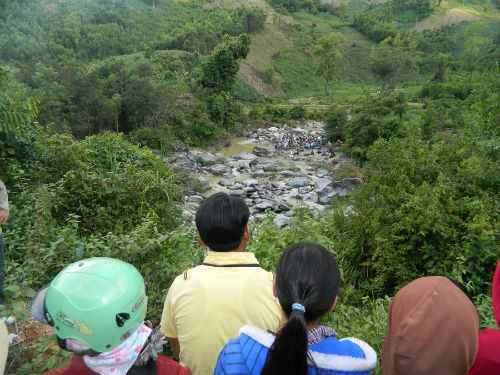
[214,325,377,375]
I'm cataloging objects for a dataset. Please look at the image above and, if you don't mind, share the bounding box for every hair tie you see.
[292,303,306,314]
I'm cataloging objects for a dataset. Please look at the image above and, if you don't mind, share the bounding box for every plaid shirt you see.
[307,325,338,345]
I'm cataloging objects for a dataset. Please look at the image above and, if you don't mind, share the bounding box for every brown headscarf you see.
[382,276,479,375]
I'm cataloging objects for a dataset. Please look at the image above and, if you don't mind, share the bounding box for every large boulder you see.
[210,164,231,175]
[286,177,309,188]
[262,162,281,172]
[231,152,258,161]
[252,146,271,157]
[168,153,197,174]
[192,151,217,166]
[314,178,332,192]
[329,178,363,196]
[318,178,363,203]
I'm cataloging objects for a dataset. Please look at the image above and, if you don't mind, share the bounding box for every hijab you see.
[468,260,500,375]
[382,276,479,375]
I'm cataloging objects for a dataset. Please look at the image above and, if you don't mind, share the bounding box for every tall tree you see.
[461,24,492,83]
[313,33,344,96]
[199,34,250,127]
[370,33,417,91]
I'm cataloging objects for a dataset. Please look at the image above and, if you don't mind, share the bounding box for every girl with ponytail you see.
[214,242,376,375]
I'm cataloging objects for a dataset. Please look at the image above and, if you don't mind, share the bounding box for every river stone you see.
[286,177,309,188]
[274,214,291,228]
[186,195,204,203]
[244,187,257,194]
[262,162,281,172]
[316,168,329,178]
[303,201,326,213]
[252,146,270,157]
[314,178,332,192]
[277,202,292,211]
[268,126,279,132]
[238,160,251,169]
[219,178,234,187]
[255,201,275,212]
[210,164,231,175]
[282,171,297,178]
[231,152,257,161]
[242,179,259,187]
[192,151,217,166]
[252,170,266,178]
[298,186,312,194]
[303,192,319,203]
[230,190,244,197]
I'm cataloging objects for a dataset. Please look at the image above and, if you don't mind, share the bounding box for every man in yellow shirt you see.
[161,192,282,375]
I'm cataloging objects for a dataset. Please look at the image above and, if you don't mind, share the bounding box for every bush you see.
[324,104,347,142]
[262,67,275,84]
[127,125,177,154]
[289,105,306,119]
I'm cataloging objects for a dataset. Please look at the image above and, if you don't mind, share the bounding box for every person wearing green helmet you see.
[30,257,191,375]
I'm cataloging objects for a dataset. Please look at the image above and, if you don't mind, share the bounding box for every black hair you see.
[261,242,341,375]
[195,192,250,252]
[128,358,156,375]
[447,278,475,304]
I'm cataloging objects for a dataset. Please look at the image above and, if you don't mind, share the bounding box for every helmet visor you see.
[30,283,51,324]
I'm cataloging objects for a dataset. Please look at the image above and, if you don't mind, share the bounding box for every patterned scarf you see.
[66,322,151,375]
[307,324,337,345]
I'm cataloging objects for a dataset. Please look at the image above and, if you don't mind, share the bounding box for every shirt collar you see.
[203,251,260,266]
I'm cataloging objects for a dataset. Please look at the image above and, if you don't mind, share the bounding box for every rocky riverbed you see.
[165,121,361,228]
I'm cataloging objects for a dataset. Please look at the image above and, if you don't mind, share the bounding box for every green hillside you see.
[1,0,499,372]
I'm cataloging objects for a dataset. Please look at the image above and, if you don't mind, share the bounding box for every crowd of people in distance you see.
[7,191,497,375]
[272,132,333,157]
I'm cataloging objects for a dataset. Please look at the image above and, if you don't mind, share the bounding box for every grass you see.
[245,25,293,72]
[338,27,377,84]
[273,48,325,97]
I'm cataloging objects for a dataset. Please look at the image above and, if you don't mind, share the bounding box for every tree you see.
[461,25,493,83]
[313,33,344,96]
[199,34,250,127]
[0,66,38,138]
[199,34,250,94]
[370,33,417,91]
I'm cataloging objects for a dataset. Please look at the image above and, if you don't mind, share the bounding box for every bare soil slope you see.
[412,8,482,32]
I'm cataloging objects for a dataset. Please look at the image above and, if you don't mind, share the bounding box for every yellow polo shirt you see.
[160,251,282,375]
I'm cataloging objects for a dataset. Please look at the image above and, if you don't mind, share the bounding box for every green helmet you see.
[30,257,147,353]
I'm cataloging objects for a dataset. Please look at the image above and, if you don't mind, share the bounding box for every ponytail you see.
[260,242,341,375]
[261,309,309,375]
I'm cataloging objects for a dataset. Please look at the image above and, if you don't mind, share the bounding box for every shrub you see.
[324,104,347,141]
[289,105,306,119]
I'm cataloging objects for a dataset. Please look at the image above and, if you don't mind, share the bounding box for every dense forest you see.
[1,0,499,372]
